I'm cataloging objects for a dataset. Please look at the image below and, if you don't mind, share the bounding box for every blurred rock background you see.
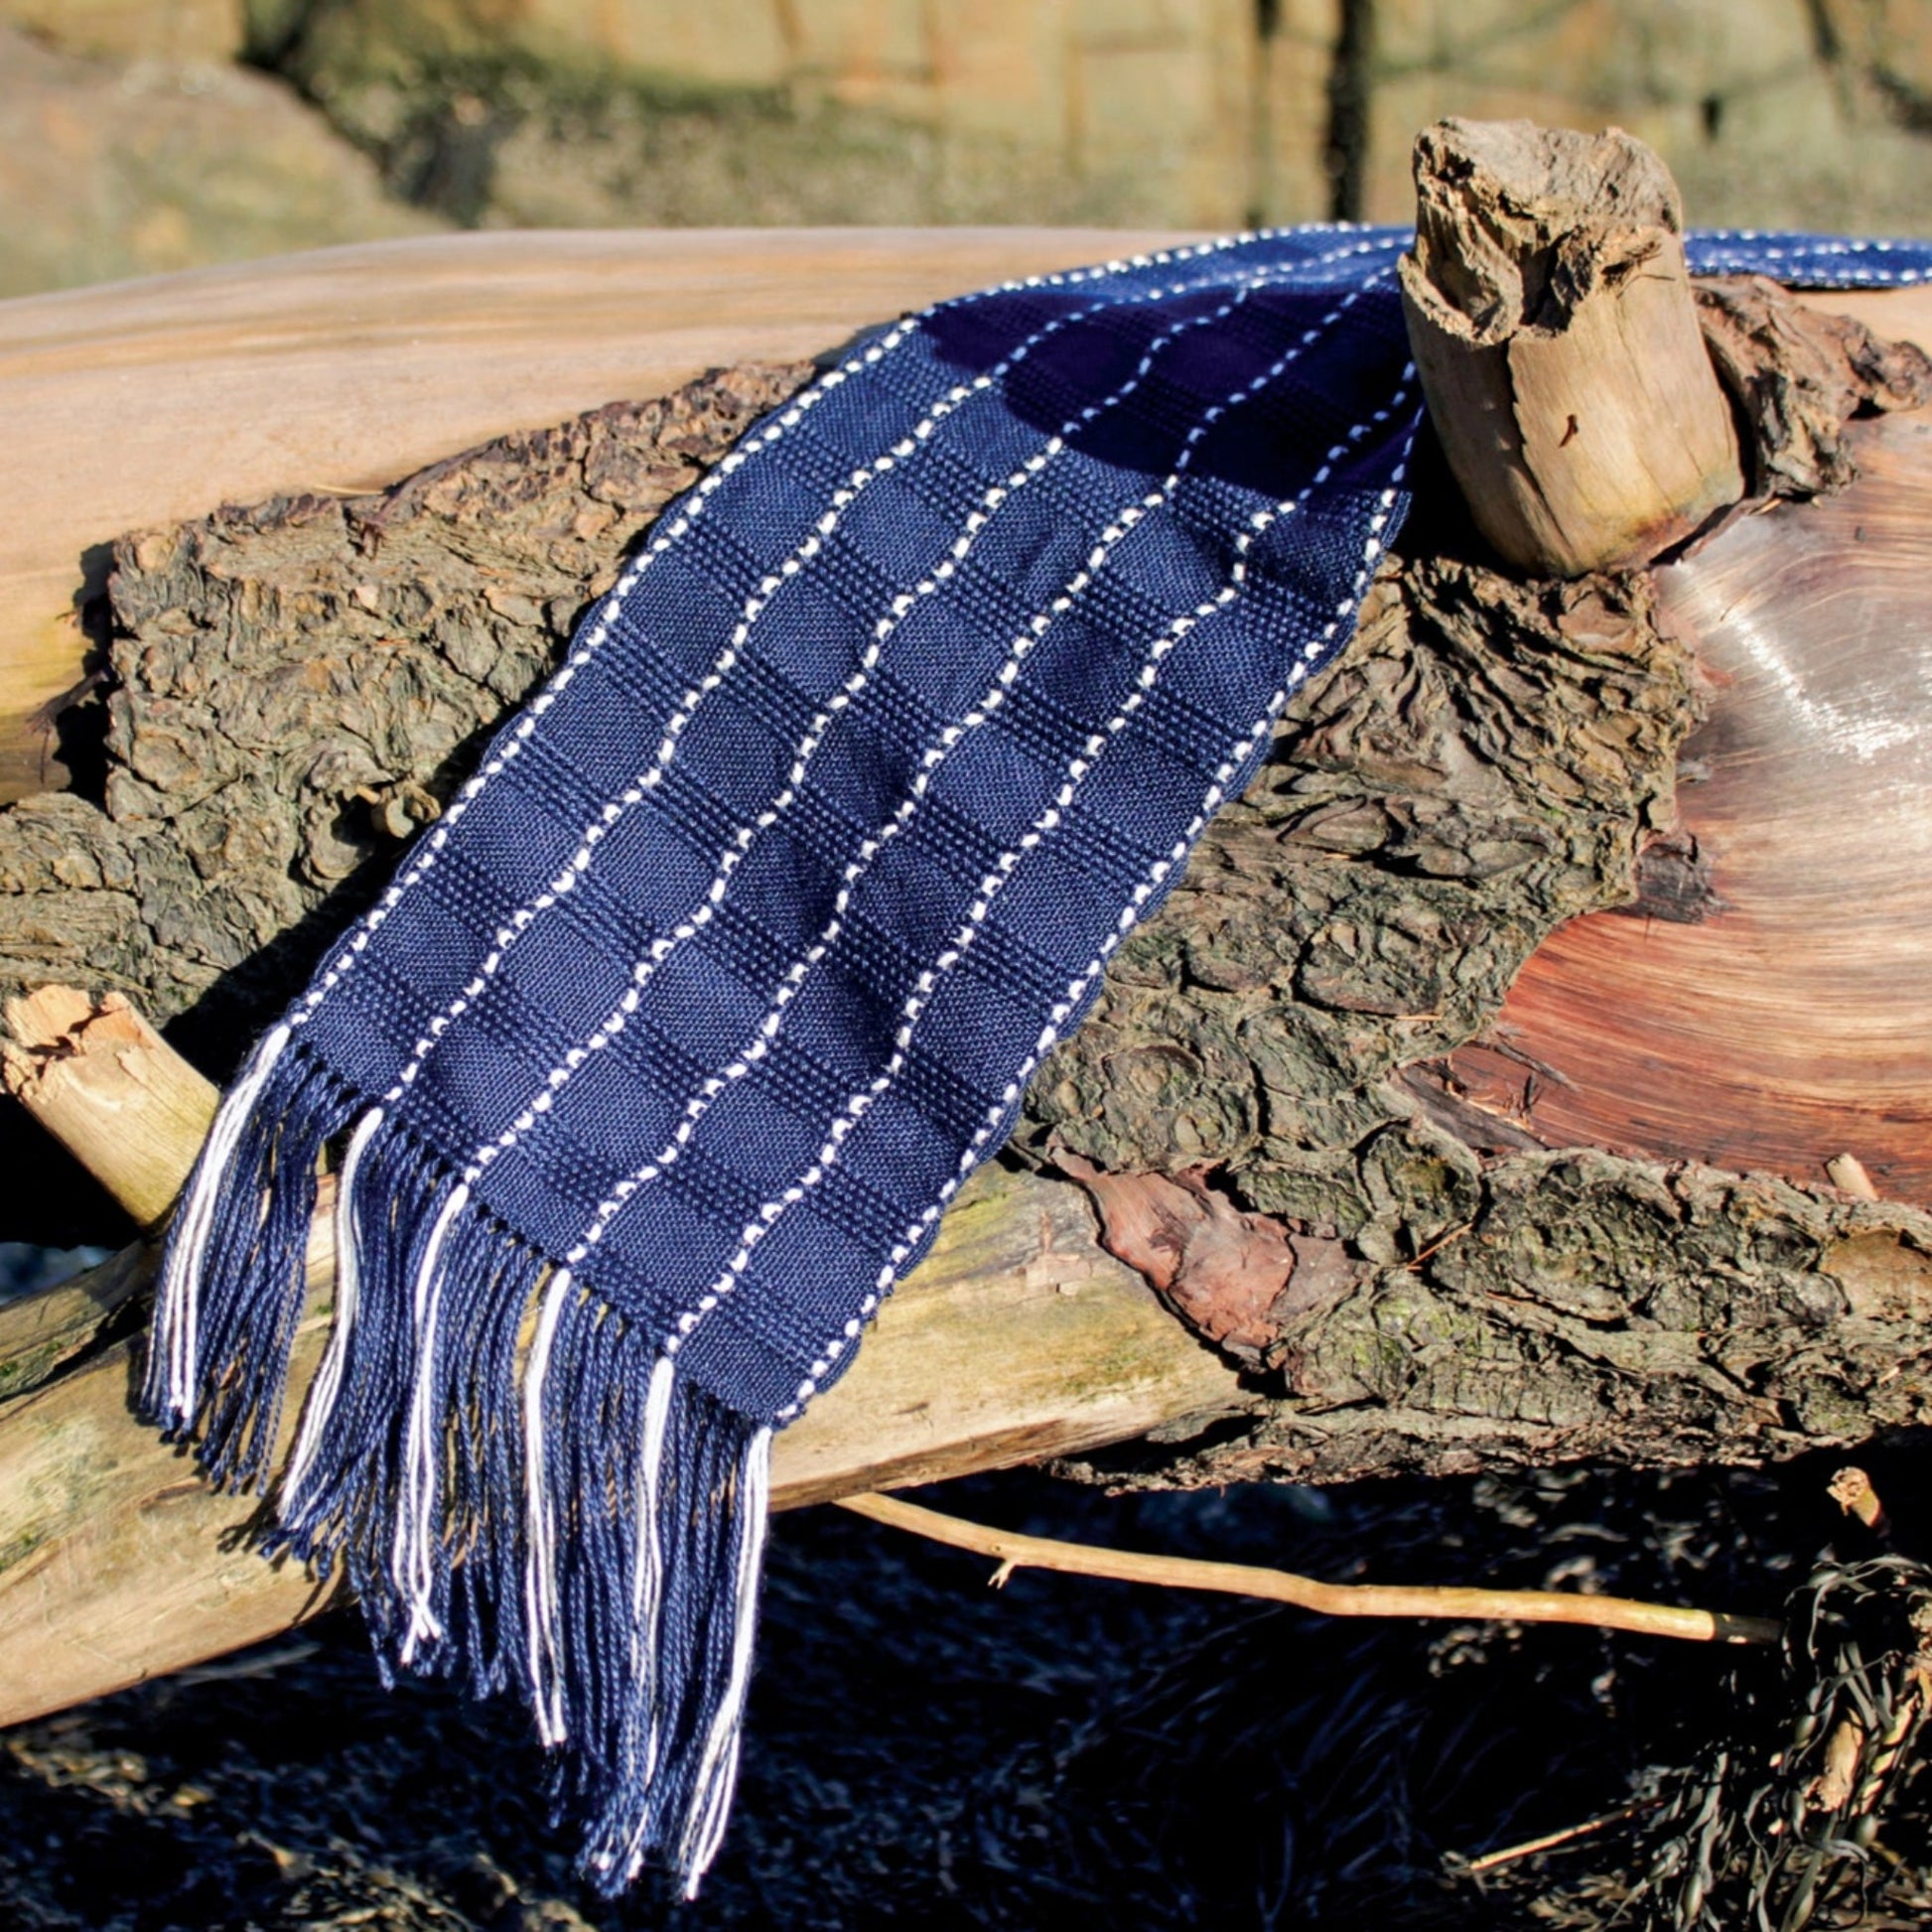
[4,0,1931,300]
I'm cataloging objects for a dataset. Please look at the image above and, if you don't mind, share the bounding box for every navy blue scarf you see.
[144,222,1932,1892]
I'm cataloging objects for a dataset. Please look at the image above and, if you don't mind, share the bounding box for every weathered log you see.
[2,985,217,1225]
[0,1163,1248,1727]
[4,205,1932,1714]
[0,226,1196,805]
[1400,119,1744,576]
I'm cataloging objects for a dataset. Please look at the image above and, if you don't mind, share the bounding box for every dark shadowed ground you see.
[4,1417,1931,1930]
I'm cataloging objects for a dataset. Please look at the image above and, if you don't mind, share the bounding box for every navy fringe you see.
[144,1028,770,1897]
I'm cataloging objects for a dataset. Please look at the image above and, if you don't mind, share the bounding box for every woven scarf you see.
[144,222,1932,1892]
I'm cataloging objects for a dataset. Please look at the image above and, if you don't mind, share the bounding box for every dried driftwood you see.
[1400,119,1744,575]
[0,982,1244,1726]
[3,157,1932,1717]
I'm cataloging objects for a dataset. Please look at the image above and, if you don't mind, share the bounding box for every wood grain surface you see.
[1449,406,1932,1199]
[0,226,1199,800]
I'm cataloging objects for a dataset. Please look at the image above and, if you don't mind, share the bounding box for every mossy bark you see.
[0,364,810,1064]
[2,356,1927,1496]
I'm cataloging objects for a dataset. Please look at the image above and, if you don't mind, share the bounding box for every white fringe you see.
[600,1352,679,1883]
[630,1354,678,1756]
[151,1021,292,1429]
[676,1422,772,1896]
[280,1104,383,1520]
[393,1177,471,1661]
[522,1266,575,1745]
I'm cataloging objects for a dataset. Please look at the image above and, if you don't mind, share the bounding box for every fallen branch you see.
[5,191,1932,1727]
[3,985,215,1225]
[1455,1799,1659,1875]
[836,1490,1784,1646]
[1400,119,1742,575]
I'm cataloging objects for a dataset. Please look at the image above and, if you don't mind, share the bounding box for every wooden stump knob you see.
[1399,118,1744,577]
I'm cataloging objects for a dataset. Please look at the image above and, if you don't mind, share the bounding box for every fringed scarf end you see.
[150,1054,771,1895]
[143,1025,360,1487]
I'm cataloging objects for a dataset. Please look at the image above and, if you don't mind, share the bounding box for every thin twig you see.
[1459,1797,1658,1874]
[837,1491,1784,1646]
[1403,1221,1471,1271]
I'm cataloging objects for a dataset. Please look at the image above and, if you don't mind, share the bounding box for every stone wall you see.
[3,0,243,62]
[226,0,1932,233]
[231,0,1340,229]
[1358,0,1932,235]
[0,20,434,298]
[3,0,1929,298]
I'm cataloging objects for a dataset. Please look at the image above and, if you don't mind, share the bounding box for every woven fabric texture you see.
[145,222,1932,1893]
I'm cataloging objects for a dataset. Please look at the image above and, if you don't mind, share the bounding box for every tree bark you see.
[3,214,1932,1714]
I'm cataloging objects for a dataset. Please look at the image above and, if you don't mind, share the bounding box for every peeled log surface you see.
[1449,409,1932,1199]
[0,226,1195,803]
